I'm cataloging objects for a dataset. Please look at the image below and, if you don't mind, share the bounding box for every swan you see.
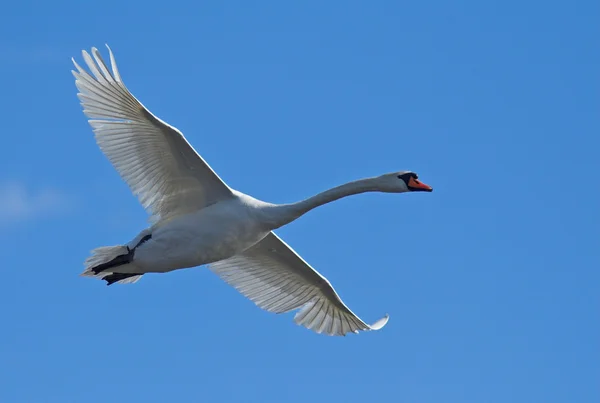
[72,45,433,336]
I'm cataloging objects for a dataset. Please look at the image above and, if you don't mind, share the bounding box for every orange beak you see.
[408,177,433,192]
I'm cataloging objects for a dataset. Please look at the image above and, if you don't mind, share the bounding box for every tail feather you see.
[83,245,128,273]
[82,245,143,285]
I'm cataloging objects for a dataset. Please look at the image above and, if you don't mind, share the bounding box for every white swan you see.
[72,46,433,336]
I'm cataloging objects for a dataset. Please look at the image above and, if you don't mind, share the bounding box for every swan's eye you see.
[397,173,413,182]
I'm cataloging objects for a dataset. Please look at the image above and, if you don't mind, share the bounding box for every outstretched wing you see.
[210,232,389,336]
[72,45,234,224]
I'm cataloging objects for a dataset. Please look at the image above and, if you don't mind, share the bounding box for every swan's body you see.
[130,195,272,273]
[73,46,433,336]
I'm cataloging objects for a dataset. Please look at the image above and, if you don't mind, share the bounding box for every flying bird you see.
[72,45,433,336]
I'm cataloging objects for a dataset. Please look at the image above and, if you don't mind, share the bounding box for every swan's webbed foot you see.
[103,272,141,286]
[90,247,133,274]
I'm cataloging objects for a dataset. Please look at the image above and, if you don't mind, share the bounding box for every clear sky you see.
[0,1,598,402]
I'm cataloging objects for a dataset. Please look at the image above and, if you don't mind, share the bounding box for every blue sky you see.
[1,1,598,402]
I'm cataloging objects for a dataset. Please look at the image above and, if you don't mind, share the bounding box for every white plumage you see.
[73,45,433,336]
[211,233,389,335]
[72,48,233,225]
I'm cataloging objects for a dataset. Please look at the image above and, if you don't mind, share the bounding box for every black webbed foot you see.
[90,247,133,274]
[103,272,141,286]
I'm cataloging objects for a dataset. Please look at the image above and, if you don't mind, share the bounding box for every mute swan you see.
[72,46,433,336]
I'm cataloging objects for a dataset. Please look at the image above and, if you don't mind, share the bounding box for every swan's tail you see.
[82,245,143,285]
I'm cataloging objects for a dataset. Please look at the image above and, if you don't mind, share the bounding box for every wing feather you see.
[210,232,389,336]
[72,45,233,223]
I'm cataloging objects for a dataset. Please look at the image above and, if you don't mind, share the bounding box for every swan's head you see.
[375,171,433,193]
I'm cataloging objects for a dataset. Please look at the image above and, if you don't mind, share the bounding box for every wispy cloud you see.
[0,182,71,224]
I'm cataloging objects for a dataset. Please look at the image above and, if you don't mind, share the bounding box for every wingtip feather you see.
[369,313,389,330]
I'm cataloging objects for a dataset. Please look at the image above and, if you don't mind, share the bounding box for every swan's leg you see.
[90,248,132,274]
[90,234,152,274]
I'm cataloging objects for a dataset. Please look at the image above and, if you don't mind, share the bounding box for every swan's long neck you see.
[265,177,380,229]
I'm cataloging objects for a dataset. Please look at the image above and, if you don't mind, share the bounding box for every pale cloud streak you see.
[0,182,71,224]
